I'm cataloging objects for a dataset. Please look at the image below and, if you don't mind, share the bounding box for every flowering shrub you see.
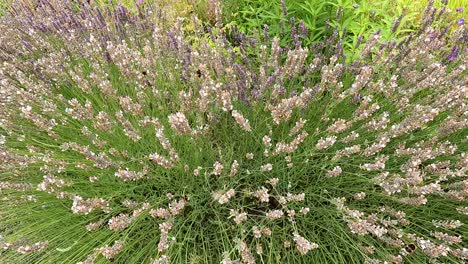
[0,1,467,263]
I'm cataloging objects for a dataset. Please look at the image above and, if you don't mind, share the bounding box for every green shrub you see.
[0,1,466,263]
[223,0,424,59]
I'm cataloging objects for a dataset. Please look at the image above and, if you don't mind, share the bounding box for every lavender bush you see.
[0,0,466,263]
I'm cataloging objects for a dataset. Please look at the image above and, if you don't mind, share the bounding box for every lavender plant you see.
[0,0,467,263]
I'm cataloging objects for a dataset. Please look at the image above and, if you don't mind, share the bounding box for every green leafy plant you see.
[222,0,426,59]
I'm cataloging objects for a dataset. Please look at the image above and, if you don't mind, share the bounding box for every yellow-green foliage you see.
[93,0,209,33]
[397,0,467,19]
[94,0,199,20]
[0,0,12,16]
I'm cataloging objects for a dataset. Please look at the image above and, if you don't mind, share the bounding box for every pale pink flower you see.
[292,233,318,255]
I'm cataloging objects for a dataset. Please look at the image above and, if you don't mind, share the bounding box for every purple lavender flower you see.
[457,18,464,25]
[355,35,363,49]
[336,7,343,20]
[298,20,308,38]
[279,87,286,95]
[281,0,288,17]
[352,94,361,104]
[447,46,460,62]
[251,89,260,99]
[290,17,297,37]
[456,7,463,13]
[263,24,269,43]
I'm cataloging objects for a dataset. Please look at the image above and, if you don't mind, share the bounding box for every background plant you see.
[0,0,12,17]
[397,0,466,19]
[0,1,467,264]
[93,0,212,25]
[222,0,464,59]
